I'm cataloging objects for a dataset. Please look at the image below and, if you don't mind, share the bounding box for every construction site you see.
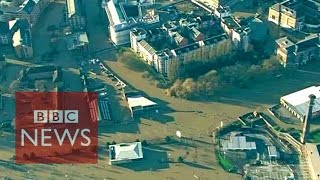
[215,87,320,180]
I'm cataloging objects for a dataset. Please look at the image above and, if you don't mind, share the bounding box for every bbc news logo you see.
[34,110,79,123]
[15,92,98,164]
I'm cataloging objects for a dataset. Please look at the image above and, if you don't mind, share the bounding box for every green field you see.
[310,130,320,143]
[217,152,234,171]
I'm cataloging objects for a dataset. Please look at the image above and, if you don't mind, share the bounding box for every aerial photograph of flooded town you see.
[0,0,320,179]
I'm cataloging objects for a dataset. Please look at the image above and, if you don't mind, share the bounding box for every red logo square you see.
[15,92,98,164]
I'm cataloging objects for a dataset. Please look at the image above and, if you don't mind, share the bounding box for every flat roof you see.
[268,146,278,157]
[107,0,121,25]
[222,136,256,150]
[127,95,157,109]
[281,86,320,116]
[109,142,143,162]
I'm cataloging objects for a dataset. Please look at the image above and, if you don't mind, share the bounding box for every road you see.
[83,0,115,53]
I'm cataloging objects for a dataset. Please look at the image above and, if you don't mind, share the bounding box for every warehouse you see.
[280,86,320,122]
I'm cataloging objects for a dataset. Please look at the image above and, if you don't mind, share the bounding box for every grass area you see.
[117,48,169,88]
[216,152,234,172]
[310,130,320,143]
[175,2,196,12]
[117,48,151,72]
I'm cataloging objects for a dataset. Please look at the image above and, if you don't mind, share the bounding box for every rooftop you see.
[221,136,257,151]
[109,142,143,162]
[131,28,147,37]
[281,86,320,117]
[222,16,240,29]
[127,95,157,111]
[202,33,228,46]
[66,32,89,50]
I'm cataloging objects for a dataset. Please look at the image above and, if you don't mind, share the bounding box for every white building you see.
[109,142,143,165]
[280,86,320,121]
[130,28,147,52]
[105,0,159,45]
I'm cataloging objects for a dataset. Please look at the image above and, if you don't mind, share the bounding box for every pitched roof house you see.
[108,142,143,165]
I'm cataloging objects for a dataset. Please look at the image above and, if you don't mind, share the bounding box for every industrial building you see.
[104,0,159,45]
[221,136,257,151]
[280,86,320,122]
[108,142,143,165]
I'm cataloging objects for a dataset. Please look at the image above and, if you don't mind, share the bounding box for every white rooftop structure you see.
[106,0,121,25]
[305,143,320,180]
[222,136,256,151]
[109,142,143,165]
[127,95,157,113]
[280,86,320,119]
[267,146,279,158]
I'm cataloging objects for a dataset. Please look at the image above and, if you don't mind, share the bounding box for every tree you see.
[177,156,184,163]
[141,140,148,146]
[262,56,282,71]
[165,136,171,143]
[106,142,111,149]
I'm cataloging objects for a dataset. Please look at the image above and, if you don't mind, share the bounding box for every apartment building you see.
[221,16,250,51]
[268,0,304,30]
[268,0,320,30]
[105,0,159,45]
[276,34,320,66]
[0,0,52,27]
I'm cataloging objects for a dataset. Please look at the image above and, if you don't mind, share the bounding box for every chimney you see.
[301,94,316,144]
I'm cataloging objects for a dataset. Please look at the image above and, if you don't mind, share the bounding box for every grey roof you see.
[138,40,156,55]
[0,0,37,14]
[174,32,186,44]
[66,32,89,50]
[222,16,240,29]
[26,65,56,74]
[294,98,320,117]
[277,34,320,53]
[276,37,295,49]
[173,42,200,56]
[131,28,147,37]
[109,142,143,162]
[190,27,202,38]
[296,34,320,52]
[203,33,228,46]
